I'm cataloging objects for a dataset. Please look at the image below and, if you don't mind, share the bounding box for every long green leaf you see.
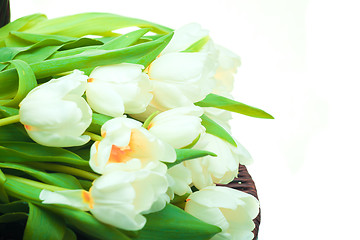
[200,114,237,146]
[0,142,89,167]
[0,212,28,223]
[0,33,173,97]
[166,149,217,168]
[195,93,274,119]
[0,163,83,189]
[24,202,66,240]
[23,12,172,36]
[137,204,221,240]
[10,31,77,43]
[0,124,32,142]
[1,60,37,107]
[98,28,151,50]
[40,204,131,240]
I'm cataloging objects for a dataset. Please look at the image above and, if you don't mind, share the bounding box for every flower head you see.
[19,70,92,147]
[89,116,176,174]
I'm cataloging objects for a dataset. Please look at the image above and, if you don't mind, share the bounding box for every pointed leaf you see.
[9,31,77,43]
[24,203,66,240]
[0,212,28,223]
[98,28,151,50]
[200,114,237,146]
[195,93,274,119]
[183,36,210,53]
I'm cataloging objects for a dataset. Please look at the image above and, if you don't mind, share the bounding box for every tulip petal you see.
[39,189,90,211]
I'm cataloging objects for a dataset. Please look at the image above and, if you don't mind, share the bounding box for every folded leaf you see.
[0,212,28,223]
[1,60,37,107]
[195,93,274,119]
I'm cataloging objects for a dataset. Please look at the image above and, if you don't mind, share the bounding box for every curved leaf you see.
[0,201,29,213]
[0,212,28,223]
[166,149,217,168]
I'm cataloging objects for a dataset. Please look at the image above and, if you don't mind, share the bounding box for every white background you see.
[9,0,360,239]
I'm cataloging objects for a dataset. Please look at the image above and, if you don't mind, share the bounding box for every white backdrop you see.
[8,0,360,239]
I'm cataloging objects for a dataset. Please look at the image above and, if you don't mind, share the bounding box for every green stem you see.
[30,162,99,181]
[5,174,68,191]
[0,114,20,127]
[84,131,103,142]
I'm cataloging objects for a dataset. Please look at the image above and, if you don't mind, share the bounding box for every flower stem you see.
[84,131,103,142]
[0,114,20,127]
[5,174,68,191]
[29,162,99,180]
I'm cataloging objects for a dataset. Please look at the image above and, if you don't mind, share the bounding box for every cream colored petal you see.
[167,163,192,196]
[89,63,145,84]
[26,130,90,147]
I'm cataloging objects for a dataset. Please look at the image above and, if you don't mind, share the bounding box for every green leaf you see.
[137,204,221,240]
[0,33,174,97]
[24,203,66,240]
[142,111,160,129]
[3,176,42,201]
[0,105,19,116]
[1,60,37,107]
[0,124,32,142]
[98,28,151,50]
[0,163,83,189]
[166,149,217,168]
[86,113,113,134]
[0,212,28,223]
[48,45,99,59]
[0,168,9,203]
[195,93,274,119]
[0,142,89,167]
[41,204,131,240]
[62,228,77,240]
[183,36,210,53]
[59,37,103,50]
[23,12,172,37]
[0,201,29,214]
[200,114,237,146]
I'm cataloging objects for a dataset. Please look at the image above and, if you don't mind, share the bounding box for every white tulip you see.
[40,162,169,231]
[19,70,92,147]
[89,116,176,174]
[86,63,152,117]
[185,186,259,240]
[184,133,253,189]
[147,106,205,149]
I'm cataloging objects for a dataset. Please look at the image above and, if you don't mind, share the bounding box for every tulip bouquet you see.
[0,13,273,240]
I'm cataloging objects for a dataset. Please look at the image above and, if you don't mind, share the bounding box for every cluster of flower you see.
[17,23,259,239]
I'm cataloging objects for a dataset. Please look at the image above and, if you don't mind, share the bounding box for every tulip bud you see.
[185,186,259,240]
[147,106,205,149]
[184,133,253,189]
[89,116,176,174]
[19,70,92,147]
[86,63,152,117]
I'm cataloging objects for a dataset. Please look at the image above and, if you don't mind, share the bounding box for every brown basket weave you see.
[220,164,261,240]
